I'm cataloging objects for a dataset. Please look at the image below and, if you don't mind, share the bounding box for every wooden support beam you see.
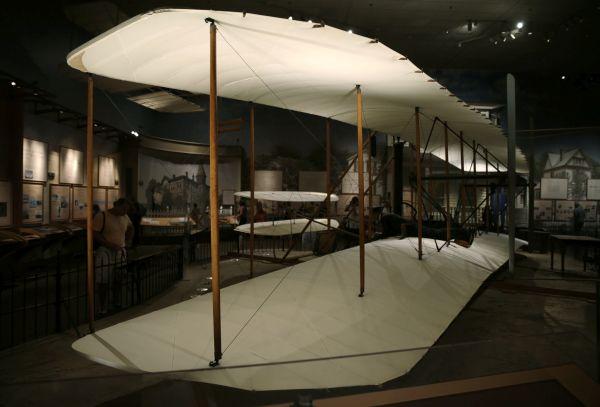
[208,21,222,367]
[356,85,366,296]
[472,140,477,227]
[85,75,95,333]
[485,148,490,232]
[249,103,255,279]
[326,119,331,227]
[367,131,373,240]
[415,107,423,260]
[444,122,451,244]
[459,131,466,224]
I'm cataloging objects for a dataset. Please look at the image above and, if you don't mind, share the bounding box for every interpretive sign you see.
[98,156,116,187]
[22,138,48,182]
[588,179,600,200]
[540,178,567,200]
[93,188,106,212]
[59,147,84,185]
[106,189,119,208]
[72,186,87,220]
[50,185,70,222]
[0,181,12,226]
[22,182,44,224]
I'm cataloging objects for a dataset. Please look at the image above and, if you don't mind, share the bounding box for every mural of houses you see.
[542,148,595,200]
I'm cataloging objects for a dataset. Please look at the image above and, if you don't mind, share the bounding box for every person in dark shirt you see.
[238,200,248,225]
[573,202,585,235]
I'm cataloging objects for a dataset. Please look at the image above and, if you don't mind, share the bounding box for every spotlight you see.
[561,75,566,80]
[10,81,16,86]
[131,130,139,137]
[528,32,532,35]
[503,36,507,42]
[494,40,498,45]
[546,38,551,43]
[516,21,524,29]
[347,29,353,34]
[510,33,516,39]
[445,29,449,34]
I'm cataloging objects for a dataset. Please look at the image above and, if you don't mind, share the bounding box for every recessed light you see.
[516,21,524,29]
[510,33,516,39]
[561,75,566,80]
[10,81,16,86]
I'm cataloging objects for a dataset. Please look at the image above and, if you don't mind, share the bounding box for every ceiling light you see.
[516,21,524,29]
[528,32,532,35]
[546,38,551,43]
[10,81,16,86]
[445,29,449,34]
[131,130,139,137]
[561,75,566,80]
[510,33,516,39]
[308,19,312,23]
[503,36,507,42]
[494,40,498,45]
[347,29,353,34]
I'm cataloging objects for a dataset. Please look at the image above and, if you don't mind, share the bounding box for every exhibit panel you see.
[22,138,48,182]
[93,188,107,212]
[97,155,117,187]
[0,181,12,227]
[72,186,87,220]
[106,188,120,208]
[49,185,70,222]
[22,183,44,224]
[254,170,282,191]
[59,147,84,185]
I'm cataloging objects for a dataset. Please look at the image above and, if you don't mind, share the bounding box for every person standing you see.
[93,198,133,315]
[573,202,585,235]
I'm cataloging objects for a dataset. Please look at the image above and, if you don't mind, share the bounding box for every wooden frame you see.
[22,137,48,183]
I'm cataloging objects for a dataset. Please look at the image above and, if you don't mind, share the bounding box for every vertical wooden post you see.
[459,131,466,224]
[444,122,451,244]
[356,85,366,296]
[249,103,255,278]
[326,119,331,227]
[427,153,433,216]
[367,132,373,240]
[86,74,95,333]
[208,21,222,366]
[485,148,490,232]
[507,73,517,274]
[472,140,477,227]
[415,107,423,260]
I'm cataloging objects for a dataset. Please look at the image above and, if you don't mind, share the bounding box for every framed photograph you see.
[22,138,48,182]
[50,185,70,222]
[97,155,117,187]
[59,146,84,185]
[0,181,12,227]
[22,182,44,224]
[72,186,87,220]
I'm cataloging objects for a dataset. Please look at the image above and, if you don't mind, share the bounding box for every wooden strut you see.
[326,119,331,227]
[367,131,373,240]
[472,140,477,228]
[85,74,95,333]
[208,21,222,367]
[485,148,490,232]
[415,107,424,260]
[459,131,466,225]
[357,85,366,296]
[444,122,451,244]
[249,103,255,279]
[280,131,376,261]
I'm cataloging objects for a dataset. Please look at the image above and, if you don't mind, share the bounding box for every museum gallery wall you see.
[0,113,122,226]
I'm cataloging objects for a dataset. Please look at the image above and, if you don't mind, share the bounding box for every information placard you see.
[59,147,84,185]
[106,189,120,208]
[22,182,44,224]
[540,178,567,200]
[22,138,48,182]
[588,179,600,200]
[0,181,12,226]
[98,156,116,187]
[93,188,107,212]
[72,186,87,220]
[50,185,70,222]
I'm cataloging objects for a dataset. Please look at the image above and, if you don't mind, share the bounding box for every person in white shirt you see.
[93,198,134,314]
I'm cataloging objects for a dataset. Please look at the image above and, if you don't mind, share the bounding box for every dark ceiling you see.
[61,0,600,73]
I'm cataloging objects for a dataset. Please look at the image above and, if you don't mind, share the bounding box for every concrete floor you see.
[0,244,597,406]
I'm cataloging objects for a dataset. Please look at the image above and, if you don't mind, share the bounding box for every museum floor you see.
[0,245,598,406]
